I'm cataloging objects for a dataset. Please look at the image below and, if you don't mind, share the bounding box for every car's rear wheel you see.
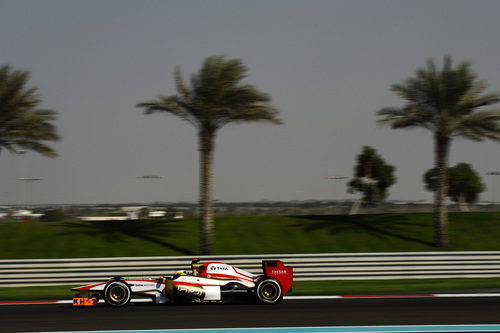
[256,278,282,304]
[103,280,131,307]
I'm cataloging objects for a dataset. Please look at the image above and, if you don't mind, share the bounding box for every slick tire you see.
[103,280,131,307]
[256,278,282,304]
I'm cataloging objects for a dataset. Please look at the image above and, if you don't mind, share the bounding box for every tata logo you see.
[209,266,229,271]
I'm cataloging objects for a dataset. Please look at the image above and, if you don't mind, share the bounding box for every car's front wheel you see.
[103,280,131,307]
[256,278,282,304]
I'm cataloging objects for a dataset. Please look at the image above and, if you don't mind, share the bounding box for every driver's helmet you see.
[191,258,203,276]
[173,270,188,279]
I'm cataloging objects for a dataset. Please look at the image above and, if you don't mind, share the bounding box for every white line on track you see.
[21,324,500,333]
[2,293,500,306]
[285,293,500,300]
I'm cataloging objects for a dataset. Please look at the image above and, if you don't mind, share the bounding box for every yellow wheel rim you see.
[261,282,278,300]
[109,285,126,302]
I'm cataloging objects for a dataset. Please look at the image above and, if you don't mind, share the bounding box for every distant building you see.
[173,211,184,219]
[149,210,166,218]
[78,216,129,221]
[13,210,43,218]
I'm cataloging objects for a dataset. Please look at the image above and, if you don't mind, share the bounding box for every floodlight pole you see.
[327,176,348,207]
[486,171,500,203]
[15,150,42,209]
[137,175,163,205]
[18,177,43,209]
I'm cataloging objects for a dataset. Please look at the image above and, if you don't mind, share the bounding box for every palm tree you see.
[347,146,396,215]
[377,56,500,247]
[0,65,59,158]
[423,162,485,212]
[137,56,281,254]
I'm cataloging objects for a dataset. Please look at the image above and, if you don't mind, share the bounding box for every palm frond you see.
[0,65,59,158]
[378,56,500,141]
[377,106,435,131]
[137,55,281,132]
[454,111,500,141]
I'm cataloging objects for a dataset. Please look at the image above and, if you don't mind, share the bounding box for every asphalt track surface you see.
[2,297,500,333]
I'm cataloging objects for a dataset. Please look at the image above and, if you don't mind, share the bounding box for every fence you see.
[1,252,500,287]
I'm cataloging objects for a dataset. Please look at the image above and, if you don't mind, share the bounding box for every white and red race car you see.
[72,259,293,307]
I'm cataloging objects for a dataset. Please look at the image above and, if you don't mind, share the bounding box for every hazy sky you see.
[1,0,500,205]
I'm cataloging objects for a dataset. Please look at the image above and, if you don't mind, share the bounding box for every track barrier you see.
[1,252,500,287]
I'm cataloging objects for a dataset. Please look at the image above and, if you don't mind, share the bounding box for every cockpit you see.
[191,258,206,276]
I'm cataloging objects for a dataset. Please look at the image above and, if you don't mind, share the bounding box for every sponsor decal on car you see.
[72,297,98,306]
[209,265,230,271]
[271,269,288,275]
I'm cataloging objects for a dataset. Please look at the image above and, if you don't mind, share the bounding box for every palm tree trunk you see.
[458,194,469,212]
[349,197,363,215]
[199,129,215,255]
[434,135,450,247]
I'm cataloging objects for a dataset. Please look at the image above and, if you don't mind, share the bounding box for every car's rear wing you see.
[262,260,293,295]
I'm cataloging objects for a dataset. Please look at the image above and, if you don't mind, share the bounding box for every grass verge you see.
[2,278,500,301]
[1,212,500,258]
[2,212,500,301]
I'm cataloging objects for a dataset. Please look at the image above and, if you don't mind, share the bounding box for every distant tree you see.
[137,55,281,254]
[377,56,500,246]
[347,146,396,214]
[0,65,59,158]
[40,209,66,222]
[424,163,485,211]
[139,207,150,219]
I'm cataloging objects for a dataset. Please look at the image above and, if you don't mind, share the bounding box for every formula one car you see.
[72,258,293,307]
